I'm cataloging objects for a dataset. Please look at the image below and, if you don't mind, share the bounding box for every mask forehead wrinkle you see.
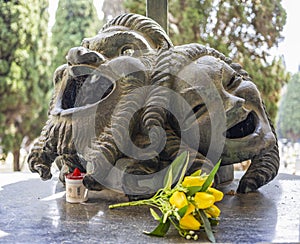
[84,31,153,56]
[177,60,218,107]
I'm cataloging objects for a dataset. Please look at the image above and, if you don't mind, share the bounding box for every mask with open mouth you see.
[171,53,279,193]
[28,13,174,196]
[28,13,279,198]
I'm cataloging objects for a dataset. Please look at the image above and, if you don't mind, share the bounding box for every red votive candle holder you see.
[65,168,88,203]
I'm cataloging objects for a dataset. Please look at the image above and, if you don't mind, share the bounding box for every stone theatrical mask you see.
[28,13,279,197]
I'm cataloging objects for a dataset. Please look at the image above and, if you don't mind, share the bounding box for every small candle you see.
[65,168,88,203]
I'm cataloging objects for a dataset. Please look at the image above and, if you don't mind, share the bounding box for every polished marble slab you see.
[0,172,299,243]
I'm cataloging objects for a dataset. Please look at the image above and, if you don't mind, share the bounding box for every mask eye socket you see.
[226,74,242,90]
[120,45,135,56]
[227,76,235,88]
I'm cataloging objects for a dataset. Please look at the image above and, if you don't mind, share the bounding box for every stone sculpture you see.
[28,13,279,198]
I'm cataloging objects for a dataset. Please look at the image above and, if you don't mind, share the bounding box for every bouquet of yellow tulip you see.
[109,152,223,242]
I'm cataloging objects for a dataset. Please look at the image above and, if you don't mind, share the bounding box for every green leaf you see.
[177,152,190,185]
[198,209,216,243]
[187,185,202,196]
[190,169,202,176]
[150,208,161,221]
[177,205,188,218]
[201,159,221,192]
[209,217,220,226]
[163,151,189,188]
[162,211,169,223]
[164,166,173,190]
[143,219,171,237]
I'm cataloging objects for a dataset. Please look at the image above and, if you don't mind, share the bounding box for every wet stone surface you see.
[0,172,299,243]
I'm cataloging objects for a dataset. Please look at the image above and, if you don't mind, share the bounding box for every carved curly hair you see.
[101,13,173,50]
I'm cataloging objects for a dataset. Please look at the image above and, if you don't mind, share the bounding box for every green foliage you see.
[124,0,145,15]
[124,0,289,121]
[240,54,288,121]
[277,73,300,141]
[0,0,52,168]
[51,0,101,72]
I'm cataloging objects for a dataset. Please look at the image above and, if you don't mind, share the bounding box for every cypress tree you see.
[51,0,100,72]
[0,0,52,170]
[277,73,300,141]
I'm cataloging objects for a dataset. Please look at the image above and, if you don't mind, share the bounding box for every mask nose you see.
[66,47,106,66]
[222,92,248,128]
[223,92,245,112]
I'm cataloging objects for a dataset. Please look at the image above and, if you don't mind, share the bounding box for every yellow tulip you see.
[205,204,221,218]
[185,203,195,216]
[207,187,224,202]
[179,214,201,230]
[182,176,207,187]
[169,191,188,209]
[194,192,215,209]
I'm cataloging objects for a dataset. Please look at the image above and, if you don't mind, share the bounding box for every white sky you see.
[48,0,299,74]
[276,0,300,74]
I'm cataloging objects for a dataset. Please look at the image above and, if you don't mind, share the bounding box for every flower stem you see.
[109,199,155,209]
[169,216,186,237]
